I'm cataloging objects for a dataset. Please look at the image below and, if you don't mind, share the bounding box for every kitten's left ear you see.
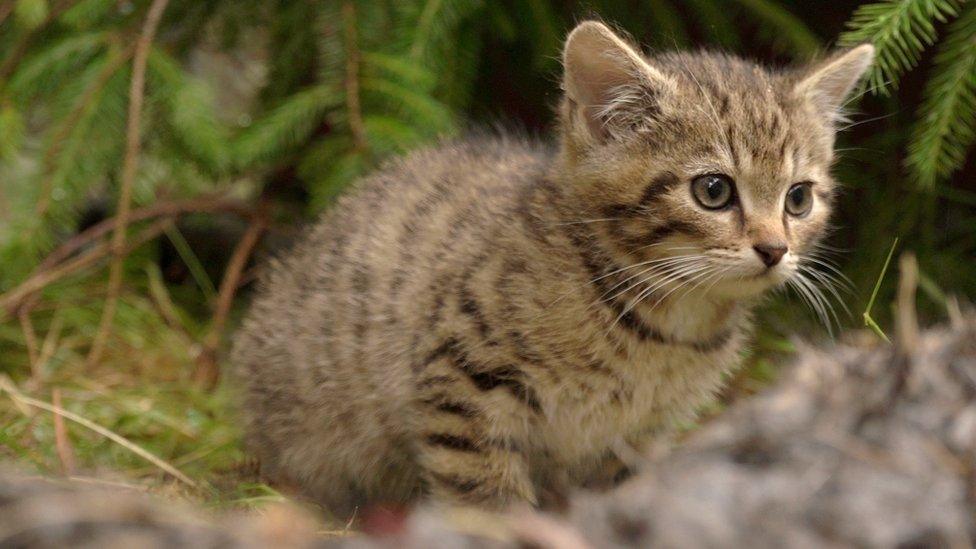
[562,21,676,143]
[795,44,875,124]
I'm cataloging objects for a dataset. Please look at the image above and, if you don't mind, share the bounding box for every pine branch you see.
[906,4,976,188]
[87,0,169,368]
[34,44,134,217]
[0,0,79,80]
[5,30,107,102]
[233,84,341,168]
[409,0,445,59]
[147,48,231,175]
[840,0,964,93]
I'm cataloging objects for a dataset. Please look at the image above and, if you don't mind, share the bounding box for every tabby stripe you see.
[425,433,481,453]
[420,396,478,418]
[429,471,480,494]
[457,362,543,414]
[725,125,740,169]
[690,330,733,353]
[637,172,680,208]
[458,284,492,341]
[416,375,456,388]
[644,220,702,242]
[423,338,543,414]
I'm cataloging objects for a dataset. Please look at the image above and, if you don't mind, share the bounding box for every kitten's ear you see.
[795,44,875,125]
[562,21,674,143]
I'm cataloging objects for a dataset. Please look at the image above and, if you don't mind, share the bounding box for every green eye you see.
[785,182,813,217]
[692,174,735,210]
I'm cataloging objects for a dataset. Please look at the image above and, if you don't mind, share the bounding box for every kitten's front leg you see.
[413,393,536,509]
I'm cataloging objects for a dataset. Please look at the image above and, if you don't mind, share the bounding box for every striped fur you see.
[232,21,872,515]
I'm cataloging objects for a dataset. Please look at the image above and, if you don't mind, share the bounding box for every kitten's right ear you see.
[562,21,674,144]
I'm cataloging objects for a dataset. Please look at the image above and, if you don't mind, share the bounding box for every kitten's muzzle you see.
[753,243,787,268]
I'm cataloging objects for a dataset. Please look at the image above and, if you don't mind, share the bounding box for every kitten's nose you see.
[753,243,787,267]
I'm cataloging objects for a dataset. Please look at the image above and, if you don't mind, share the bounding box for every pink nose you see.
[753,244,787,267]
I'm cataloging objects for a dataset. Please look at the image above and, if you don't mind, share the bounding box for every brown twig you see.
[36,309,64,376]
[0,1,15,27]
[86,0,170,369]
[341,1,368,152]
[0,197,251,321]
[18,308,39,376]
[193,214,268,389]
[0,218,173,321]
[52,388,77,476]
[896,253,920,354]
[37,195,253,273]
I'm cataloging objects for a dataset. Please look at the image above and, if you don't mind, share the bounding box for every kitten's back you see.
[232,135,551,512]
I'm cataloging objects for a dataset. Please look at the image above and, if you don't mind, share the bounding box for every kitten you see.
[232,21,873,515]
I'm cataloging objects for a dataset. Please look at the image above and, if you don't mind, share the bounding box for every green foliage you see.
[906,5,976,188]
[841,0,976,188]
[14,0,49,30]
[841,0,962,92]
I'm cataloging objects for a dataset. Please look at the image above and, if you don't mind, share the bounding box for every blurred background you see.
[0,0,973,506]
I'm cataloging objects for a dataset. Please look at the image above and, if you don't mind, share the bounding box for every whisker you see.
[801,266,851,317]
[595,256,705,306]
[610,262,712,332]
[550,218,625,226]
[802,260,854,293]
[837,111,898,132]
[650,263,725,311]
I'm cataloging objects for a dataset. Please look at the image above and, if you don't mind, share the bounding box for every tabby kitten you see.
[232,21,873,514]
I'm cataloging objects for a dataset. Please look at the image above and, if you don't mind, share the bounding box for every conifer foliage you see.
[841,0,976,188]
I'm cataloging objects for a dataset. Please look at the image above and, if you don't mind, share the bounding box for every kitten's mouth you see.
[749,265,788,282]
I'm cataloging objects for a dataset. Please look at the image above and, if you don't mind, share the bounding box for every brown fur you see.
[232,21,873,515]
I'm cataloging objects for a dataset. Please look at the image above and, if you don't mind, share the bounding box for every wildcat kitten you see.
[232,21,873,514]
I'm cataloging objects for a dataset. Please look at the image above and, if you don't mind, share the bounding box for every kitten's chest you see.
[540,328,742,467]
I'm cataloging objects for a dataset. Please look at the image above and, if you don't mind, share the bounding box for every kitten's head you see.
[557,21,873,301]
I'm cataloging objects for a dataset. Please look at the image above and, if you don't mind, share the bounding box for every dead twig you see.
[0,375,197,487]
[193,213,268,389]
[86,0,171,369]
[342,1,368,153]
[51,388,77,476]
[18,309,39,377]
[0,1,15,27]
[35,309,64,378]
[0,218,173,320]
[37,195,253,274]
[896,253,920,354]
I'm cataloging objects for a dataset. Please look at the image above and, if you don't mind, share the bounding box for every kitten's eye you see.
[691,174,735,210]
[785,182,813,217]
